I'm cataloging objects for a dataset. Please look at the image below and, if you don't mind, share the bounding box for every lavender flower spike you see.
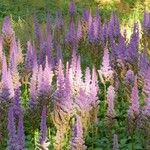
[128,76,140,119]
[98,48,113,82]
[1,55,14,102]
[7,107,17,150]
[17,109,25,150]
[107,85,116,118]
[69,0,76,16]
[2,16,15,43]
[70,116,86,150]
[125,69,135,88]
[39,106,50,150]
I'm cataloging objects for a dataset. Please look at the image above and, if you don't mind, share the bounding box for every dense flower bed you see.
[0,1,150,149]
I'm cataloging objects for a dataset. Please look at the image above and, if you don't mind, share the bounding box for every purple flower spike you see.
[9,38,19,71]
[107,85,116,118]
[82,8,90,22]
[54,60,74,113]
[126,23,139,64]
[75,56,83,88]
[70,116,86,150]
[17,109,25,150]
[56,45,63,65]
[88,17,95,43]
[66,19,76,44]
[143,97,150,116]
[1,55,14,102]
[143,67,150,97]
[143,10,150,34]
[37,57,54,98]
[7,107,17,150]
[139,48,149,77]
[25,41,35,71]
[2,16,15,43]
[99,48,113,81]
[128,77,140,119]
[94,9,102,42]
[34,15,42,44]
[55,11,64,30]
[90,67,99,107]
[29,60,38,108]
[125,70,135,87]
[69,0,76,16]
[39,106,49,149]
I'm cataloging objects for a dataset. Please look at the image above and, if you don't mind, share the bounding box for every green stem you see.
[131,129,134,150]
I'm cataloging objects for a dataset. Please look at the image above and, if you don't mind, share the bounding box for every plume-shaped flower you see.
[98,48,113,81]
[143,10,150,34]
[37,57,53,99]
[125,69,135,87]
[139,48,149,77]
[69,0,76,16]
[74,56,83,93]
[143,97,150,116]
[88,17,95,43]
[55,45,63,66]
[25,41,37,71]
[55,11,64,30]
[90,67,99,107]
[9,38,22,76]
[54,61,73,113]
[39,106,50,150]
[107,85,116,118]
[0,55,14,102]
[143,67,150,97]
[70,116,86,150]
[7,106,17,150]
[94,9,102,43]
[2,16,15,44]
[128,77,140,119]
[29,59,38,108]
[34,15,43,46]
[7,105,25,150]
[66,19,76,44]
[16,107,25,150]
[82,8,90,22]
[126,23,139,65]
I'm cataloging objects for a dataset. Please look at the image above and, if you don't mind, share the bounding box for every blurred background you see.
[0,0,149,44]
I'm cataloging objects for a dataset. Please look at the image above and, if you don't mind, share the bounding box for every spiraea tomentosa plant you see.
[1,1,150,149]
[52,60,74,150]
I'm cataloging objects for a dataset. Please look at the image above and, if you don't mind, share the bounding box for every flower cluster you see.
[1,2,150,150]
